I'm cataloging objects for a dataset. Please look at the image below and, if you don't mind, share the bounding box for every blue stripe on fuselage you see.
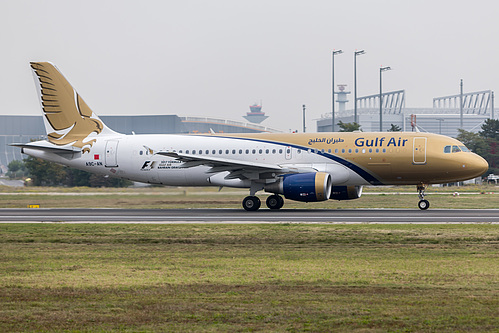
[197,135,384,185]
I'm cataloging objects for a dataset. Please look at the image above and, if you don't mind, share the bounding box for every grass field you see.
[0,184,498,209]
[0,224,498,332]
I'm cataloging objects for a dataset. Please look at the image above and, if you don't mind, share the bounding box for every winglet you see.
[30,62,118,153]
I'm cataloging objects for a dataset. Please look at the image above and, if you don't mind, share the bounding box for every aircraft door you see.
[413,137,427,164]
[285,146,292,160]
[105,140,119,167]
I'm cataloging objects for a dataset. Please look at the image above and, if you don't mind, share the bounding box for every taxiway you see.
[0,208,498,223]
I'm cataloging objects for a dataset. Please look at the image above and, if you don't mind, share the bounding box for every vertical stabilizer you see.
[30,62,118,153]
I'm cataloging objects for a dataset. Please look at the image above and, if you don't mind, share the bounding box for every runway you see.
[0,208,498,223]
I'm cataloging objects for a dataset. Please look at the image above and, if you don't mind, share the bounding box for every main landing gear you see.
[242,194,284,211]
[417,184,430,210]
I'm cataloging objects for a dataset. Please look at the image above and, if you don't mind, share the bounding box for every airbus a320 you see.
[13,62,489,211]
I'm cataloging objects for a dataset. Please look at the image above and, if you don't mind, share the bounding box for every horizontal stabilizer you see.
[10,141,81,158]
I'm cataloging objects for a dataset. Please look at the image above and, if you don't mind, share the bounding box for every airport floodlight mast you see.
[302,104,306,133]
[331,49,343,132]
[379,66,392,131]
[354,50,366,124]
[460,79,464,129]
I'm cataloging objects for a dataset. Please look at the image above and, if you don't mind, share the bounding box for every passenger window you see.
[232,149,236,154]
[239,149,243,154]
[186,150,190,154]
[452,145,461,153]
[245,149,249,154]
[382,148,386,153]
[444,145,451,154]
[140,151,143,155]
[252,149,256,154]
[279,149,283,154]
[219,149,223,154]
[369,148,372,153]
[362,149,366,153]
[265,149,269,154]
[328,149,331,153]
[375,148,379,153]
[272,149,277,154]
[341,149,345,153]
[205,150,209,154]
[225,149,229,154]
[296,149,300,154]
[355,149,359,153]
[212,150,216,154]
[199,150,202,154]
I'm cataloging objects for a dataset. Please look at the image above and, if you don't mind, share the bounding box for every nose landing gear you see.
[417,184,430,210]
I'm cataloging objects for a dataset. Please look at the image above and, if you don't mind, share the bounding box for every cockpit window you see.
[444,145,468,153]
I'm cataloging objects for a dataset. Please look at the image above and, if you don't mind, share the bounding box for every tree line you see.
[7,156,131,187]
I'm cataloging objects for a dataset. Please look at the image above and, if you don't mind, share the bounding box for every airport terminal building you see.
[0,115,280,174]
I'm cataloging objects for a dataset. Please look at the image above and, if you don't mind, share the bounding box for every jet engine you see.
[265,172,332,202]
[329,185,363,200]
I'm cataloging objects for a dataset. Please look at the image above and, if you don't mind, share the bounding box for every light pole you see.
[302,104,306,133]
[379,66,392,132]
[460,79,464,129]
[354,50,365,124]
[331,49,343,132]
[436,118,444,134]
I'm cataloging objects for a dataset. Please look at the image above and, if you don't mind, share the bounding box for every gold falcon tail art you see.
[30,62,114,153]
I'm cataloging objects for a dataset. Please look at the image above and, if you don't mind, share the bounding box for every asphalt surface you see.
[0,208,498,223]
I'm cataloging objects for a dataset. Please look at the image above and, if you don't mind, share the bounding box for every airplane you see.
[12,62,489,211]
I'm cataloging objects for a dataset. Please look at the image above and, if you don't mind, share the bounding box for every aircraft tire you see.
[266,195,284,210]
[243,196,261,211]
[418,199,430,210]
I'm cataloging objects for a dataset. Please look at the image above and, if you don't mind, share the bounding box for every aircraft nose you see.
[467,154,489,178]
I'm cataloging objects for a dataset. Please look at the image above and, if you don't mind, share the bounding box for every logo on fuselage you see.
[141,161,155,170]
[354,137,408,147]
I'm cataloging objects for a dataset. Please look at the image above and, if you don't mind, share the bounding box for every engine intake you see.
[265,172,332,202]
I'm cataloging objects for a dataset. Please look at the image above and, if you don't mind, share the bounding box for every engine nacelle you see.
[329,185,363,200]
[265,172,332,202]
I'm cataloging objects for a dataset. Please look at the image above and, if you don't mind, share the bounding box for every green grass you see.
[0,184,498,209]
[0,224,498,332]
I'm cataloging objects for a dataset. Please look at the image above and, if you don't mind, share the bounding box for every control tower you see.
[243,103,269,124]
[336,84,350,113]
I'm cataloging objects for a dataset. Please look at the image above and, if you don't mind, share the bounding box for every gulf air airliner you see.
[13,62,489,211]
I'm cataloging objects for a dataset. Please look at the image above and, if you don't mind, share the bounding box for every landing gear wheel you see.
[266,195,284,210]
[243,196,261,211]
[418,199,430,210]
[416,184,430,210]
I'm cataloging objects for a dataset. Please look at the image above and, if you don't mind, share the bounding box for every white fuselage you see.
[24,134,365,187]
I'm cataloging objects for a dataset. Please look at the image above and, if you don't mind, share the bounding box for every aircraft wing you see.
[155,151,314,180]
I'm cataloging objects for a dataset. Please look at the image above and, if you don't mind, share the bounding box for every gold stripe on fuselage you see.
[211,132,484,185]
